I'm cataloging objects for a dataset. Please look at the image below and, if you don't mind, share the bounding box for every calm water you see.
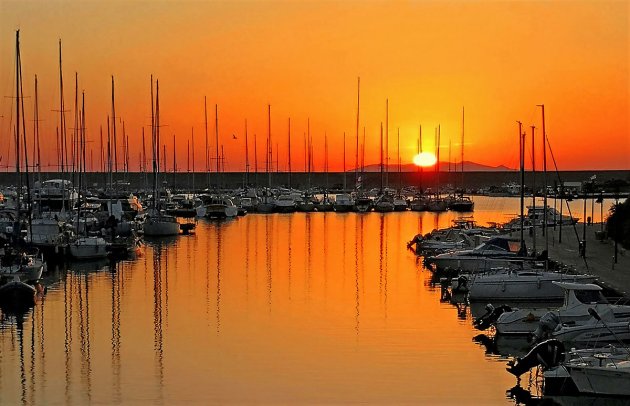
[0,197,619,404]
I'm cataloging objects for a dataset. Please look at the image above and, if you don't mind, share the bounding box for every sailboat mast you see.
[204,96,209,188]
[14,30,21,214]
[267,104,272,188]
[436,125,441,197]
[397,128,401,192]
[150,75,157,210]
[343,131,346,191]
[244,119,249,188]
[34,75,42,186]
[173,133,176,188]
[215,104,220,186]
[461,107,465,193]
[531,125,537,254]
[191,128,195,192]
[518,121,525,248]
[380,122,384,193]
[418,125,423,192]
[111,76,118,177]
[539,104,548,256]
[288,117,291,189]
[355,77,360,187]
[385,98,389,189]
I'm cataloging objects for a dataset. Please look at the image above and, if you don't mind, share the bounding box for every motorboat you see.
[475,282,627,334]
[373,194,395,212]
[205,196,238,219]
[333,194,354,213]
[69,236,109,260]
[392,195,408,211]
[425,236,528,272]
[354,195,372,212]
[275,194,297,213]
[448,195,475,212]
[533,307,630,344]
[409,194,429,211]
[507,339,630,397]
[143,212,180,236]
[463,268,596,302]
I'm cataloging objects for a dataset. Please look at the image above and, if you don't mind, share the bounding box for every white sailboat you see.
[69,90,108,260]
[143,77,180,237]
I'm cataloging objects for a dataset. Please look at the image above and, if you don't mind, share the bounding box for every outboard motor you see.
[531,311,561,342]
[452,275,469,293]
[473,304,512,330]
[506,339,565,377]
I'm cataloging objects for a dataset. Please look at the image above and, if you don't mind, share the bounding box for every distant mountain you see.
[352,161,515,172]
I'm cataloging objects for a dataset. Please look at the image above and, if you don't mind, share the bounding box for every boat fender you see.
[537,278,542,289]
[501,281,506,292]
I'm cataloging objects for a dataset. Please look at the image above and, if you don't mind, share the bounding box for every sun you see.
[413,152,437,167]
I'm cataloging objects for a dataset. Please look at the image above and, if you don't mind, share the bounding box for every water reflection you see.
[2,201,582,403]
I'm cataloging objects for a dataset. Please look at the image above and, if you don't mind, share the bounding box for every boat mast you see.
[111,76,118,180]
[531,125,536,255]
[215,104,220,190]
[191,127,195,194]
[204,96,209,189]
[385,98,389,190]
[173,133,176,188]
[254,133,258,187]
[343,131,346,191]
[461,107,465,195]
[287,117,291,189]
[34,75,42,187]
[355,77,360,188]
[436,125,441,198]
[244,119,249,189]
[418,125,422,192]
[518,121,525,250]
[14,30,22,222]
[307,118,311,191]
[150,75,157,212]
[380,122,384,194]
[538,104,548,259]
[267,104,272,190]
[397,127,401,193]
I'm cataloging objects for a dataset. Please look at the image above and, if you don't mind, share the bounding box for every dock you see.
[518,223,629,298]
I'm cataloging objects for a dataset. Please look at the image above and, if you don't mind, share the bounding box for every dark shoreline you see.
[8,170,629,192]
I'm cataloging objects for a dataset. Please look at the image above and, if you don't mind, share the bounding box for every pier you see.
[520,223,630,298]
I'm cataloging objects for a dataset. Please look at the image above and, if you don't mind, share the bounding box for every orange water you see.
[0,197,617,404]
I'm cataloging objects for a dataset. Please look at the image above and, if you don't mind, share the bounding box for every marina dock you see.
[519,222,630,298]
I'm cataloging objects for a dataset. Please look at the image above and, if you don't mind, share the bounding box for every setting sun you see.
[413,152,437,168]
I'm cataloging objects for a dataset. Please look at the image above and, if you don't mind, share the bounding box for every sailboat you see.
[143,77,180,236]
[426,126,447,212]
[256,105,276,213]
[69,91,109,259]
[449,108,474,212]
[393,128,408,211]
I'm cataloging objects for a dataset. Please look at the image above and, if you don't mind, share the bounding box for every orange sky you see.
[0,0,628,172]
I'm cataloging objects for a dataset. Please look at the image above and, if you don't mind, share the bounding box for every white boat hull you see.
[143,218,180,236]
[468,273,597,302]
[568,364,630,396]
[69,237,109,260]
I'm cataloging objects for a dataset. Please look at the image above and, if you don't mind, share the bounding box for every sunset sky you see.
[0,0,628,172]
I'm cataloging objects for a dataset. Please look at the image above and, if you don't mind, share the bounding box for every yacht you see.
[333,194,355,213]
[475,282,626,334]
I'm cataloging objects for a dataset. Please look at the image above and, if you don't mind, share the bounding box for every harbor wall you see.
[2,170,629,192]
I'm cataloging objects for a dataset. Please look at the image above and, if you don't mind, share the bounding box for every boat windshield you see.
[574,289,608,305]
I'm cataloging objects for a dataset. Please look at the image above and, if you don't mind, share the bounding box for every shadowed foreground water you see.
[0,197,619,404]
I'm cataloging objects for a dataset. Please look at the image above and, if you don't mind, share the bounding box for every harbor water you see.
[0,197,620,404]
